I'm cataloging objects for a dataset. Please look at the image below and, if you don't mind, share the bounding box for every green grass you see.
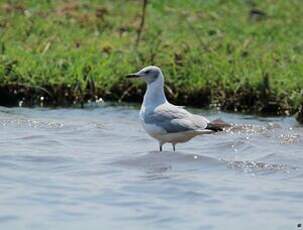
[0,0,303,115]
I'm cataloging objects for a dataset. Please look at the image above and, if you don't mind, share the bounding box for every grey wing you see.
[144,104,209,133]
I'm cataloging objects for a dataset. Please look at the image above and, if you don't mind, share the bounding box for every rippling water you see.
[0,104,302,230]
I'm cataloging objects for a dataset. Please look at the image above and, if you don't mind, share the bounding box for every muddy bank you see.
[1,84,302,123]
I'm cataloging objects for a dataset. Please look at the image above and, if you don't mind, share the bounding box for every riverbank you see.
[0,1,302,120]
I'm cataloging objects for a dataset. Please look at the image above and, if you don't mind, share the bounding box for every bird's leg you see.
[172,143,176,152]
[159,143,163,152]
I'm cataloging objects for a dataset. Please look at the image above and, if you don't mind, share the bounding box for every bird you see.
[126,66,228,152]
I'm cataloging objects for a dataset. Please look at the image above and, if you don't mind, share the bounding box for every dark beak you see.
[126,73,141,79]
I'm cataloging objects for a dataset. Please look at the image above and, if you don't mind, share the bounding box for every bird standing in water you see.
[126,66,227,151]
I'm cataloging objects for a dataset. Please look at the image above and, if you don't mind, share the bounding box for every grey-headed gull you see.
[126,66,227,151]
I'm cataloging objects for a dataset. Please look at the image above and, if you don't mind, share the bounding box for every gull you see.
[126,66,228,151]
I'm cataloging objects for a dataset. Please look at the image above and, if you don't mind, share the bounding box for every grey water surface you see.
[0,104,302,230]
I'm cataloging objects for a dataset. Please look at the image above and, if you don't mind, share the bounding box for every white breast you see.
[141,121,202,144]
[141,120,166,138]
[140,106,165,139]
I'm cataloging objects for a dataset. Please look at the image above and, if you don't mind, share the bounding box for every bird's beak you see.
[126,72,141,79]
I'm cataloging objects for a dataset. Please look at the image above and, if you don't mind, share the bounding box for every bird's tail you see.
[206,119,231,132]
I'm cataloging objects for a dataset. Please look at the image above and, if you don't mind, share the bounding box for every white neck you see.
[143,74,167,108]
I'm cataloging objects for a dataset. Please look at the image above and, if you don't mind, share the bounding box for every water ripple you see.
[0,106,302,230]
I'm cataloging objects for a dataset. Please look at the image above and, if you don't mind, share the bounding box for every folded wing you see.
[143,104,209,133]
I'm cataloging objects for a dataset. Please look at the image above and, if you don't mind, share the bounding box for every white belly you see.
[142,122,202,144]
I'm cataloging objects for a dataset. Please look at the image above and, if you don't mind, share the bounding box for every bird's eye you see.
[144,70,151,74]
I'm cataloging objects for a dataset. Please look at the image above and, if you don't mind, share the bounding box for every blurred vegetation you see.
[0,0,303,116]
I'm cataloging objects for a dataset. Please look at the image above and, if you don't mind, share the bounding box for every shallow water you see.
[0,104,302,230]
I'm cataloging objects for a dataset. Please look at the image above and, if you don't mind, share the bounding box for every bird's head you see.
[126,66,163,84]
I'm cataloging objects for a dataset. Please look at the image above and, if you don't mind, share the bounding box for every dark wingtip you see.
[206,123,224,132]
[206,119,231,132]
